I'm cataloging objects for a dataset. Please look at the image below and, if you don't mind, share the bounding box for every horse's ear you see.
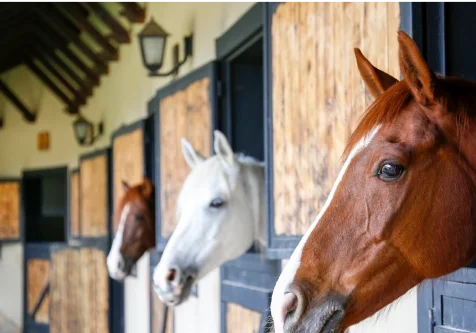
[181,138,205,169]
[398,30,437,105]
[141,177,153,198]
[122,180,130,192]
[354,48,398,98]
[214,130,235,167]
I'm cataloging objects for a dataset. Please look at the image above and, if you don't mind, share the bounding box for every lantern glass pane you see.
[74,121,89,141]
[142,36,165,67]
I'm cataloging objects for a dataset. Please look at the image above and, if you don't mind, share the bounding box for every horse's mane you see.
[342,81,412,161]
[235,153,265,167]
[343,77,476,161]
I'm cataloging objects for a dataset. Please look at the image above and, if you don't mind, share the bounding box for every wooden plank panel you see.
[80,154,108,237]
[27,259,49,324]
[0,181,20,239]
[159,78,211,238]
[50,248,80,333]
[50,247,109,333]
[79,248,109,333]
[70,172,80,238]
[226,303,261,333]
[112,128,144,233]
[271,3,400,235]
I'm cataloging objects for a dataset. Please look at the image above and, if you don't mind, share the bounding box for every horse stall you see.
[111,118,155,333]
[22,167,68,333]
[147,60,218,330]
[149,63,217,251]
[220,254,280,333]
[47,150,112,333]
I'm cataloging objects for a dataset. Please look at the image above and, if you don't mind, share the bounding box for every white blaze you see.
[270,126,381,333]
[107,203,131,280]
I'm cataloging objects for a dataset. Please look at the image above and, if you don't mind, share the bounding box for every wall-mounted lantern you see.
[138,17,193,77]
[72,114,103,146]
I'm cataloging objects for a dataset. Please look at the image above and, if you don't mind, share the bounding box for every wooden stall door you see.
[152,62,217,250]
[0,179,21,241]
[46,150,113,333]
[49,246,109,333]
[22,167,68,333]
[112,121,146,234]
[266,2,401,257]
[24,246,51,333]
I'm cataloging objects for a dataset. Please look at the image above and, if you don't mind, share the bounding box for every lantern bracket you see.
[148,34,193,77]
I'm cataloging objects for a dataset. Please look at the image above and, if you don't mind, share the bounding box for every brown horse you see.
[107,177,156,281]
[271,31,476,333]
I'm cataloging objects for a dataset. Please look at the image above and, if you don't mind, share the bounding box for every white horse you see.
[153,130,266,306]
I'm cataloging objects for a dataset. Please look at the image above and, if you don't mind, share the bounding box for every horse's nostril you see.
[283,284,308,329]
[166,268,177,283]
[283,292,298,315]
[117,260,124,270]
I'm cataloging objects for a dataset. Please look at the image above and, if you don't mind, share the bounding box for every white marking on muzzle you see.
[270,126,381,333]
[107,203,130,281]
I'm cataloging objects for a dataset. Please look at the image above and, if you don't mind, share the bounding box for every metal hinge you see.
[429,308,436,328]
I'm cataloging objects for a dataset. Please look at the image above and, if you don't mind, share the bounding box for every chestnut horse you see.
[271,31,476,333]
[107,178,155,281]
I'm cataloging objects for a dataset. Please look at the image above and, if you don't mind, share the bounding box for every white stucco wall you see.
[0,2,254,332]
[0,244,23,328]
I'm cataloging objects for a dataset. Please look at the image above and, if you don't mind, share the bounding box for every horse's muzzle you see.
[284,291,345,333]
[153,265,196,306]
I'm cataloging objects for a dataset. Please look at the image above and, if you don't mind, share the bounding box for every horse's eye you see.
[377,162,404,181]
[135,213,145,221]
[209,198,224,208]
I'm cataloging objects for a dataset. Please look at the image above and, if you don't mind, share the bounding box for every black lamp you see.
[72,114,103,146]
[138,17,193,77]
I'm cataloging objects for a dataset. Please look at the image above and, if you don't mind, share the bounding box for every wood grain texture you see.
[112,128,144,233]
[271,2,400,235]
[80,154,108,237]
[70,172,80,237]
[159,78,211,238]
[226,303,262,333]
[0,181,20,239]
[79,247,109,333]
[50,248,81,333]
[27,259,49,324]
[50,248,109,333]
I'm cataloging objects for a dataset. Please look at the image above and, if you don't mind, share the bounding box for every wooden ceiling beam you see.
[34,8,109,75]
[33,51,88,105]
[0,79,36,122]
[25,60,79,114]
[55,3,118,61]
[84,3,130,43]
[34,29,101,86]
[120,3,146,23]
[32,42,93,96]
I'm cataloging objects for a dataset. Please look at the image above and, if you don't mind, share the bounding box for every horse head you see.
[153,130,266,306]
[271,31,476,333]
[107,177,155,281]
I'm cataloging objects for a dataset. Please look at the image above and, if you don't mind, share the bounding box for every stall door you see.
[22,167,67,333]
